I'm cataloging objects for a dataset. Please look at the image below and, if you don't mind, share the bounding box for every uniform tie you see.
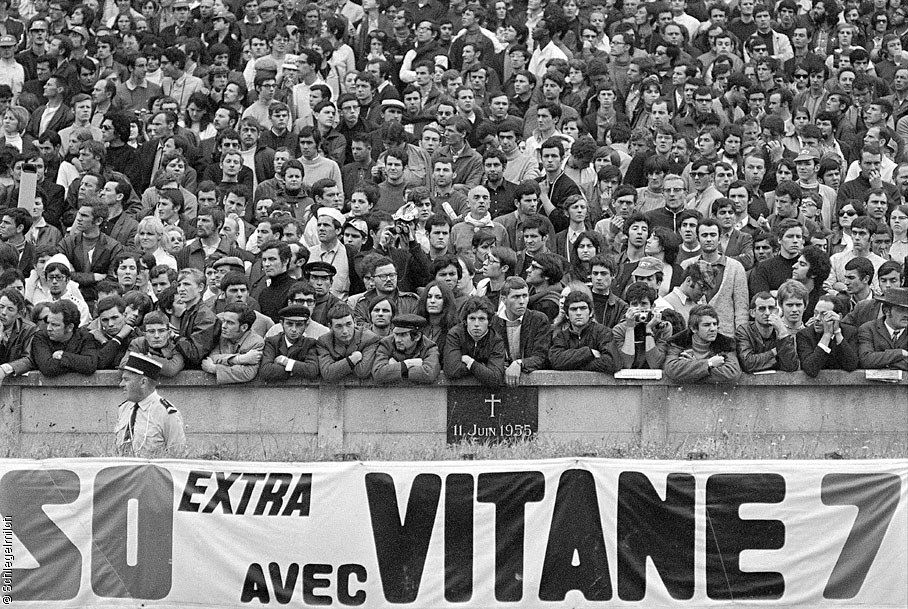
[124,402,139,443]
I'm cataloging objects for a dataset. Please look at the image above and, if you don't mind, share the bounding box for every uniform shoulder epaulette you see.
[161,398,179,414]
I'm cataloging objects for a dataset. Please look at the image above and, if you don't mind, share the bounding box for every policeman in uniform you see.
[116,352,187,456]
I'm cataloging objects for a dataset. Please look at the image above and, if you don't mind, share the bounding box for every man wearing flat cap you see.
[116,352,186,456]
[858,288,908,371]
[258,304,320,380]
[303,260,341,326]
[372,313,441,383]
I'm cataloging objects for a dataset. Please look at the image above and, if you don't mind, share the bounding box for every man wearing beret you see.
[116,352,186,456]
[372,314,440,383]
[259,304,320,381]
[858,288,908,371]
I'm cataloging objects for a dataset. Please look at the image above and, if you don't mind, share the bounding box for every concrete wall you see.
[1,371,905,458]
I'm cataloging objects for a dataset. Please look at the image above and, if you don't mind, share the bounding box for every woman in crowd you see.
[416,280,458,353]
[566,230,605,285]
[0,107,32,153]
[645,226,684,297]
[135,216,177,270]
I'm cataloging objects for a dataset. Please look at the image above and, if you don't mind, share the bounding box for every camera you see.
[635,311,653,324]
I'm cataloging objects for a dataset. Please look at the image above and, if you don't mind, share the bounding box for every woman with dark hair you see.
[416,280,458,353]
[184,93,216,142]
[867,10,890,54]
[566,230,605,284]
[645,226,684,297]
[113,12,137,34]
[489,0,511,29]
[140,0,161,35]
[830,199,864,255]
[127,115,146,148]
[629,76,662,131]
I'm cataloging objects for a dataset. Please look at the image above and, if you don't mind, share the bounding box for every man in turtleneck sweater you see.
[252,240,296,322]
[298,126,343,197]
[450,186,510,254]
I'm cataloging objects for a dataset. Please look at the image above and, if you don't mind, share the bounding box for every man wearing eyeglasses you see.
[352,255,418,325]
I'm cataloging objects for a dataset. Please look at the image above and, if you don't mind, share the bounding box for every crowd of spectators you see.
[0,0,905,392]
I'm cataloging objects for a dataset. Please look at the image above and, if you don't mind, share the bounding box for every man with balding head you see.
[449,185,511,255]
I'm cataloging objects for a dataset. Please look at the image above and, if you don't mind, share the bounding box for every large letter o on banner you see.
[91,465,175,600]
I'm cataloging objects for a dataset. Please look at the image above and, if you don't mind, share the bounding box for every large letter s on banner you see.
[0,469,82,600]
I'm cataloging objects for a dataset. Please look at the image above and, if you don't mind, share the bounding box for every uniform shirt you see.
[115,390,186,456]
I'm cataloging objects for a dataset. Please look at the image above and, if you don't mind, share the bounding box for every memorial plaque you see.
[447,386,539,444]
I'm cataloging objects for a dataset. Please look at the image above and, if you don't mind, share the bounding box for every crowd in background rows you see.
[0,0,905,390]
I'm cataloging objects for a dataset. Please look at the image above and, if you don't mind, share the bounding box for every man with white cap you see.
[0,35,24,101]
[306,205,365,298]
[116,351,186,456]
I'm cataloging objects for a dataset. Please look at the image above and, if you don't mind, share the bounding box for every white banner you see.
[1,458,906,608]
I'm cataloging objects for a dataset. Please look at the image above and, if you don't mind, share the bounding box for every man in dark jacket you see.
[31,299,99,377]
[258,304,320,381]
[442,296,506,387]
[590,254,628,329]
[796,295,859,377]
[91,295,141,369]
[857,288,908,371]
[302,261,342,326]
[58,197,124,305]
[550,290,618,374]
[664,304,742,384]
[252,241,296,321]
[352,254,419,325]
[0,287,36,383]
[735,291,800,373]
[490,277,551,386]
[372,314,441,384]
[172,268,219,368]
[525,251,563,322]
[316,303,381,382]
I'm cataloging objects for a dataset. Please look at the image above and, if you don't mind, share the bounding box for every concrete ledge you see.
[5,370,906,457]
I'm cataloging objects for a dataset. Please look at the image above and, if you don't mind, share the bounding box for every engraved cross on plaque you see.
[485,394,501,418]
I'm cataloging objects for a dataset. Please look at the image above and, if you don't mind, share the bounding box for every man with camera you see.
[611,281,673,370]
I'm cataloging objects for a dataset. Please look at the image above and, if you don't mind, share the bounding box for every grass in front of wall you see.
[8,431,905,462]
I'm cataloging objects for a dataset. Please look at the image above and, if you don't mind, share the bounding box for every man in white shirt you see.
[160,46,206,113]
[0,35,24,101]
[528,19,567,81]
[307,207,351,298]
